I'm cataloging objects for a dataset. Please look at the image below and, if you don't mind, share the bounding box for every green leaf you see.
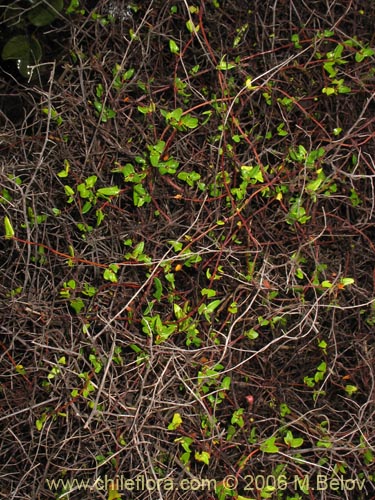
[153,277,163,300]
[169,39,180,54]
[306,177,324,193]
[2,35,34,61]
[340,277,355,287]
[322,86,336,96]
[355,47,375,62]
[245,328,259,340]
[168,412,183,430]
[280,403,291,417]
[317,361,327,373]
[36,414,47,431]
[321,280,333,288]
[167,108,183,121]
[205,299,221,314]
[96,208,104,226]
[97,186,120,197]
[28,0,63,26]
[150,150,161,167]
[1,35,42,77]
[58,159,70,178]
[231,408,245,427]
[168,240,183,252]
[216,55,236,70]
[182,115,198,129]
[284,430,304,448]
[85,175,97,188]
[260,436,279,453]
[291,33,302,49]
[338,84,351,94]
[317,439,332,448]
[173,303,183,320]
[221,376,231,390]
[133,241,145,258]
[194,451,210,465]
[70,298,85,314]
[175,436,193,453]
[186,19,199,33]
[94,101,103,112]
[123,68,135,80]
[81,201,92,214]
[103,268,118,282]
[77,183,91,198]
[4,216,15,239]
[318,339,327,351]
[133,183,150,207]
[241,165,264,183]
[344,384,358,396]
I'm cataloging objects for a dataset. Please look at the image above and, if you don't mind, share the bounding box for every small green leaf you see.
[182,115,198,128]
[291,33,302,49]
[169,39,180,54]
[94,101,103,112]
[4,216,15,239]
[168,412,183,430]
[57,159,70,178]
[175,436,193,453]
[70,298,85,314]
[340,277,355,287]
[168,240,183,252]
[36,414,47,431]
[228,301,238,313]
[153,277,163,300]
[205,299,221,314]
[194,451,210,465]
[306,177,322,193]
[231,408,245,427]
[216,55,236,71]
[355,47,375,62]
[123,68,135,80]
[318,339,328,351]
[338,84,351,94]
[321,280,333,288]
[221,376,231,391]
[317,361,327,373]
[186,19,199,33]
[81,201,92,214]
[317,439,332,448]
[15,364,26,375]
[64,185,74,201]
[173,303,183,320]
[103,268,118,282]
[280,403,291,417]
[284,430,304,448]
[322,86,336,96]
[245,328,259,340]
[345,384,358,396]
[260,436,279,453]
[97,186,120,197]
